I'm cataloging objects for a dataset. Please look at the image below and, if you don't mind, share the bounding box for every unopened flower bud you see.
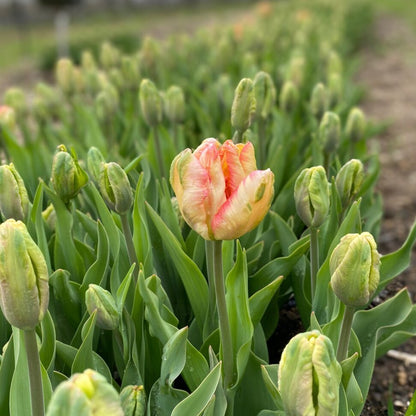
[56,58,75,96]
[99,162,133,214]
[46,369,124,416]
[121,56,140,90]
[51,145,89,204]
[335,159,364,208]
[253,71,276,120]
[95,84,119,121]
[0,105,16,130]
[100,42,120,70]
[328,51,343,77]
[0,163,29,221]
[294,166,330,228]
[120,385,146,416]
[279,330,342,416]
[231,78,256,135]
[139,79,162,128]
[85,284,119,330]
[279,81,299,113]
[310,83,327,120]
[319,111,341,154]
[345,107,366,143]
[216,74,233,110]
[33,83,59,121]
[330,232,380,307]
[164,85,185,124]
[81,50,97,72]
[87,147,106,183]
[4,87,27,118]
[0,219,49,330]
[328,72,343,108]
[287,55,305,87]
[73,68,85,94]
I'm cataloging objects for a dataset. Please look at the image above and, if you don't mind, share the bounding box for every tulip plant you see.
[1,0,416,415]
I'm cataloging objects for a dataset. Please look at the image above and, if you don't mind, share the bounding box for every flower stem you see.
[212,240,234,392]
[204,240,217,337]
[24,329,45,416]
[257,119,266,169]
[153,126,167,178]
[310,227,319,300]
[336,305,355,362]
[121,213,138,282]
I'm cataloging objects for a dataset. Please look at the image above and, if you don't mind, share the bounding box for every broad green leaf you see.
[0,334,14,414]
[260,364,281,409]
[406,389,416,416]
[39,311,56,372]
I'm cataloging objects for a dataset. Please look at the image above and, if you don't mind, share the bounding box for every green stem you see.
[204,240,217,337]
[309,227,319,300]
[153,126,167,178]
[24,329,45,416]
[121,213,138,282]
[212,240,234,393]
[232,130,243,144]
[257,119,266,169]
[336,305,355,362]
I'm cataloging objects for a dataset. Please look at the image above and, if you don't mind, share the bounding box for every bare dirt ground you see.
[357,14,416,415]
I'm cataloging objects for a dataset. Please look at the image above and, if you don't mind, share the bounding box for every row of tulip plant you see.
[1,0,416,415]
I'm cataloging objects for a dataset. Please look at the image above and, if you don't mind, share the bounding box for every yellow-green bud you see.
[121,56,140,90]
[56,58,76,96]
[95,84,119,121]
[335,159,364,208]
[100,42,120,70]
[345,107,366,143]
[46,369,124,416]
[330,232,381,307]
[73,68,86,94]
[139,79,162,128]
[85,284,119,330]
[139,36,159,75]
[42,203,56,232]
[87,147,106,183]
[0,163,29,221]
[81,50,97,72]
[287,55,305,87]
[319,111,341,154]
[278,330,342,416]
[33,83,59,122]
[216,74,233,110]
[99,162,133,214]
[164,85,185,124]
[120,385,146,416]
[294,166,330,228]
[51,145,89,204]
[253,71,276,120]
[279,81,299,113]
[310,83,327,120]
[327,51,343,77]
[328,72,343,108]
[0,219,49,330]
[231,78,256,134]
[4,87,27,118]
[0,105,16,130]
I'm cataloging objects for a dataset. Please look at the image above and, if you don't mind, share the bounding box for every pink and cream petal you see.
[211,169,274,240]
[220,140,246,197]
[238,142,257,175]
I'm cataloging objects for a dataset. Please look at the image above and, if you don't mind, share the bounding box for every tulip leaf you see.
[378,219,416,289]
[0,334,14,415]
[80,221,110,293]
[146,202,209,332]
[260,364,281,409]
[116,264,135,314]
[147,380,188,416]
[406,389,416,416]
[39,311,56,372]
[171,362,221,416]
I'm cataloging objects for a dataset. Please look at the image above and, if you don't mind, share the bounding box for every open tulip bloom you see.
[170,138,274,241]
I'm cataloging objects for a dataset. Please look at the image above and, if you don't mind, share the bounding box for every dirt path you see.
[357,14,416,415]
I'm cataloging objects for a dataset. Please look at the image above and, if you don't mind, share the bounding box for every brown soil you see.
[357,14,416,415]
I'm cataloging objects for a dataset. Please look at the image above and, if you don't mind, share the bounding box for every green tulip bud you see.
[51,145,89,205]
[310,82,327,120]
[87,147,106,183]
[73,68,86,94]
[95,84,119,121]
[81,50,97,72]
[278,330,342,416]
[319,111,341,154]
[0,105,16,130]
[121,56,140,90]
[139,79,163,128]
[0,219,49,330]
[33,83,59,122]
[46,369,124,416]
[335,159,364,208]
[164,85,185,124]
[345,107,366,143]
[120,385,146,416]
[100,42,121,70]
[216,74,233,110]
[85,284,119,330]
[139,36,160,75]
[294,166,330,228]
[4,87,27,118]
[253,71,276,120]
[99,162,133,214]
[327,50,343,77]
[287,55,305,87]
[330,232,381,307]
[328,72,343,108]
[0,163,29,221]
[279,81,299,113]
[231,78,256,135]
[56,58,76,96]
